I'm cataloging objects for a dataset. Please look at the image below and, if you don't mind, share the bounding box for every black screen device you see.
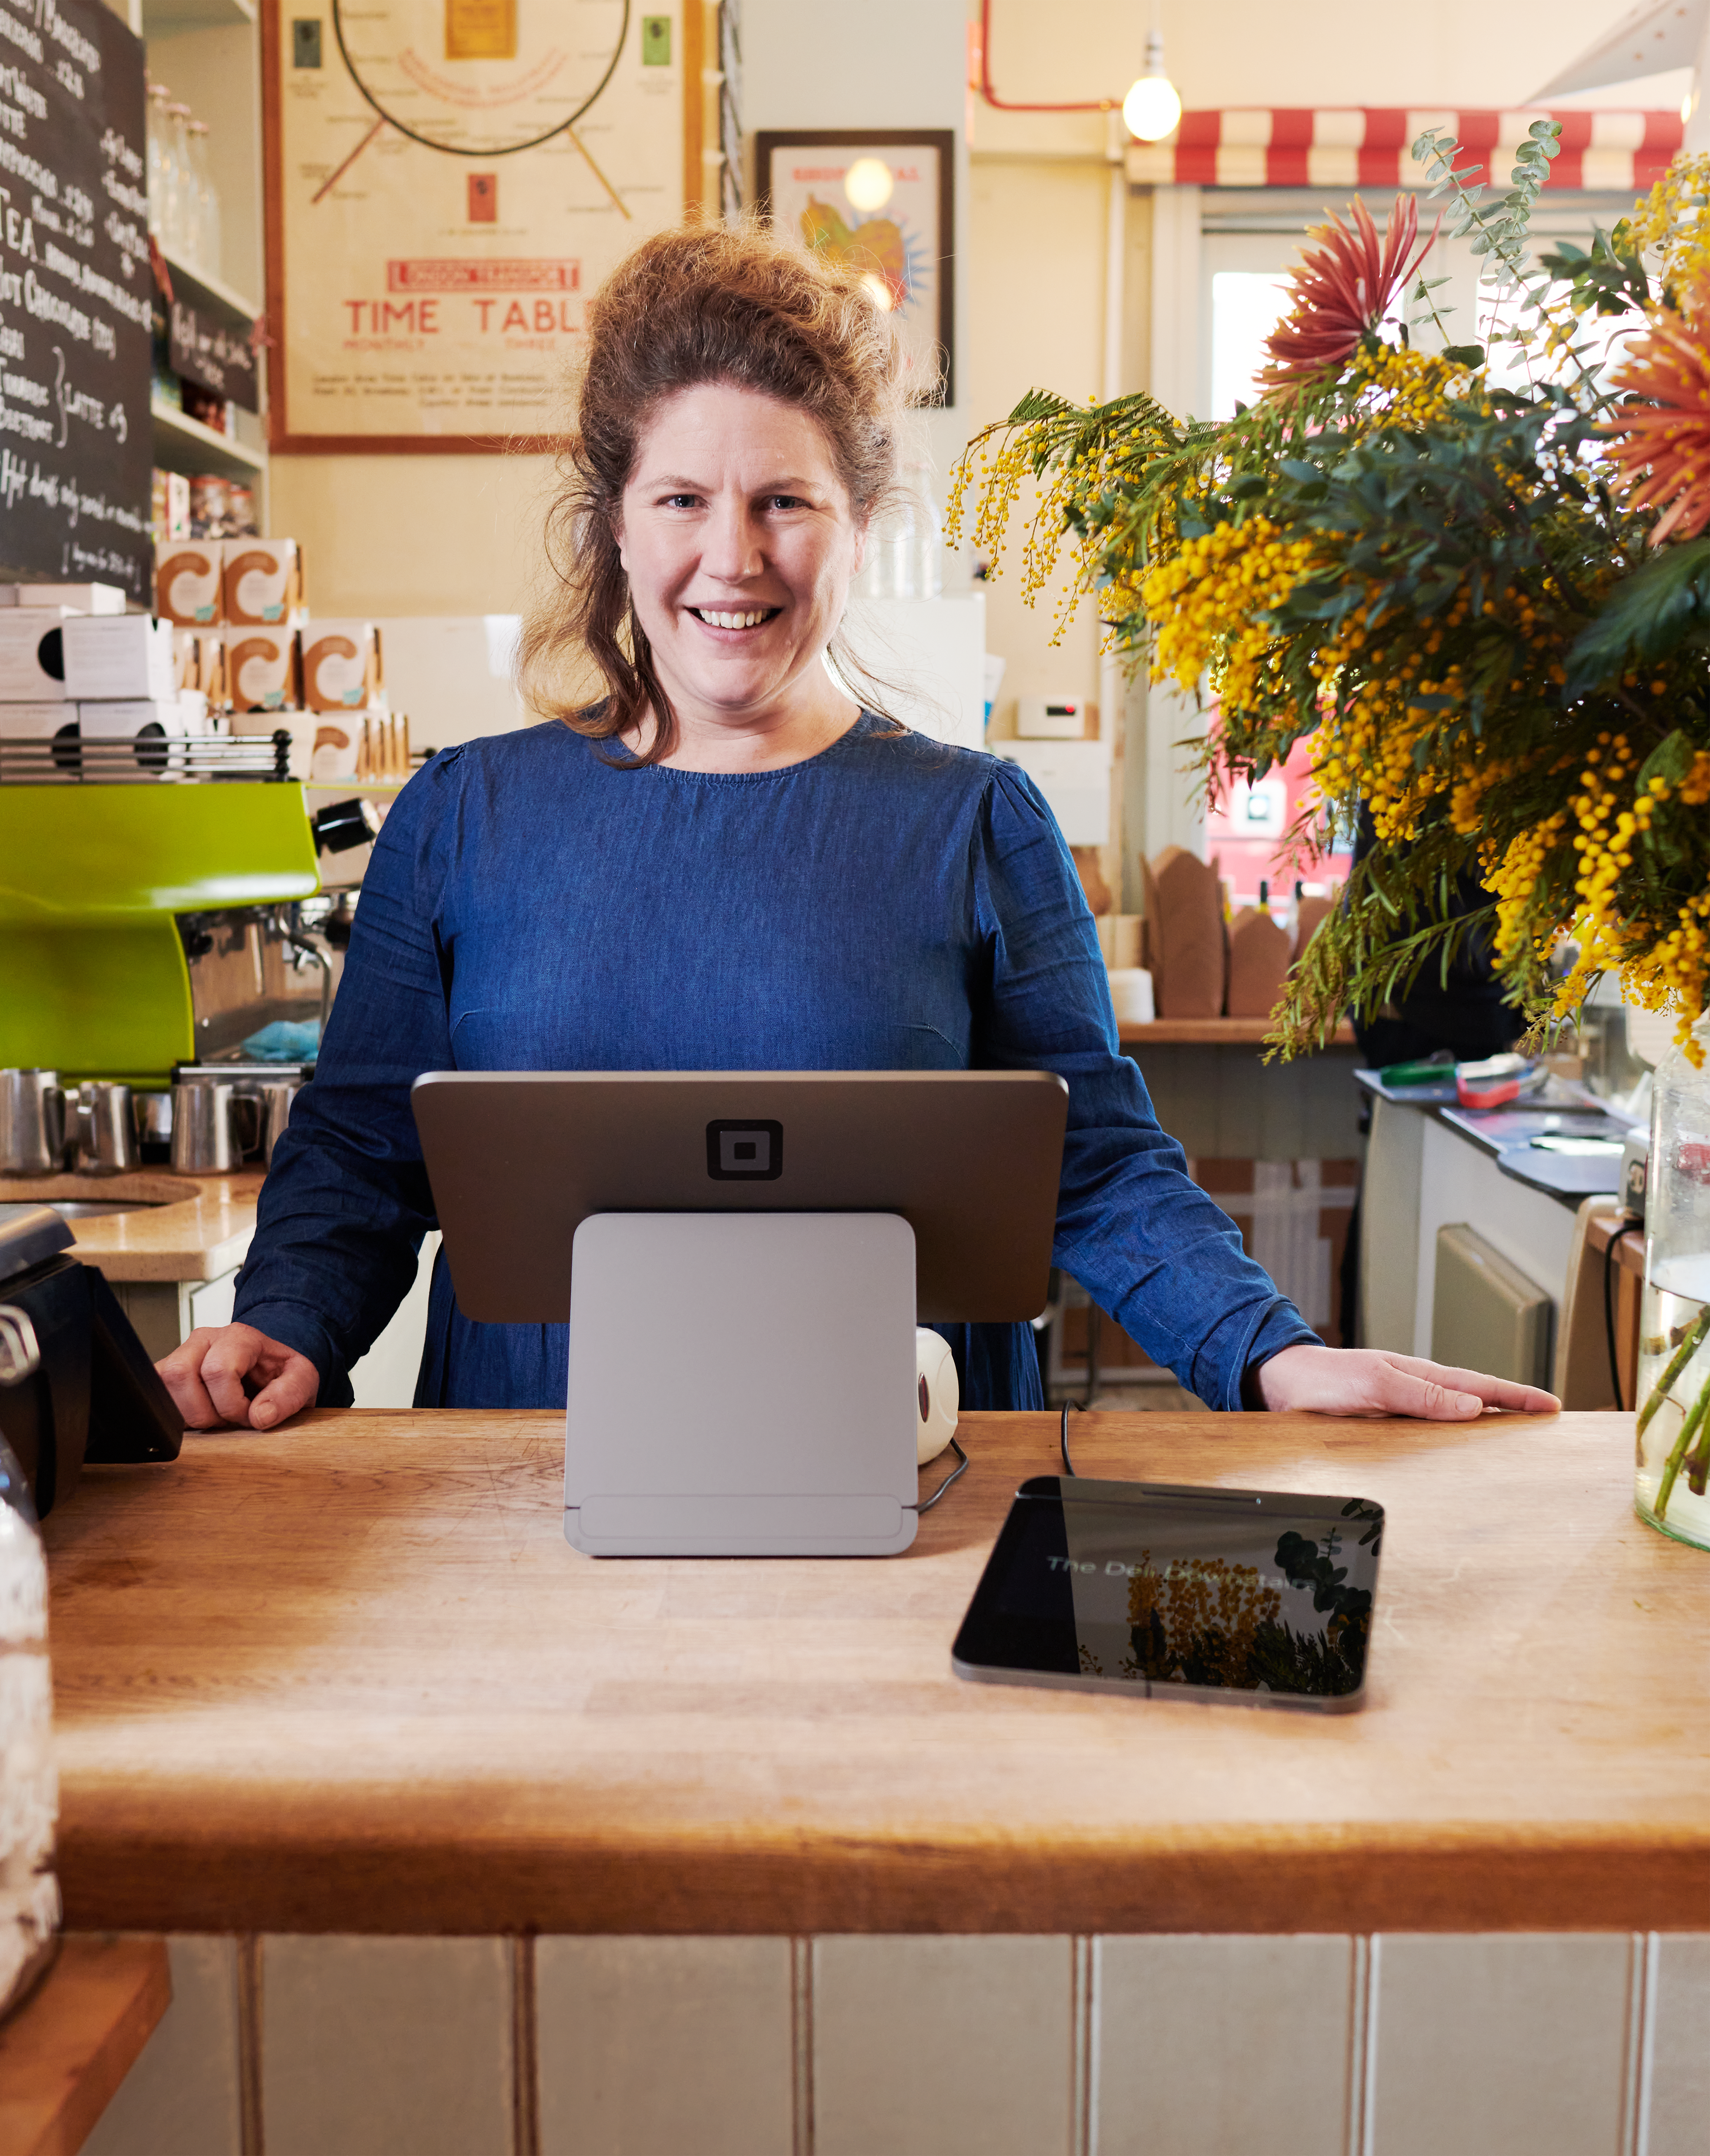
[952,1477,1383,1712]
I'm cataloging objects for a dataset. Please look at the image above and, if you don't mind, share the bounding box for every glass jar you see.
[854,470,944,600]
[0,1392,58,2020]
[1634,1012,1710,1548]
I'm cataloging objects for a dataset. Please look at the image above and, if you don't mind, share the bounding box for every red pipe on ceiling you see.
[975,0,1115,114]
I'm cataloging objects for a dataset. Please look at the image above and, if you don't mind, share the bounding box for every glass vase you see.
[1635,1012,1710,1548]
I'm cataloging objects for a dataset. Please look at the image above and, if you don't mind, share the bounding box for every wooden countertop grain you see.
[41,1408,1710,1939]
[0,1170,263,1282]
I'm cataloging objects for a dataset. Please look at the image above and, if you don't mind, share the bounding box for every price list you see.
[0,0,149,597]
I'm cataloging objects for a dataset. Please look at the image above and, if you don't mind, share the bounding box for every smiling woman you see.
[154,219,1559,1434]
[517,223,913,770]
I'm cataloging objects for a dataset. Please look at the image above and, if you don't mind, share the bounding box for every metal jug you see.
[72,1083,137,1177]
[245,1079,299,1166]
[0,1072,66,1177]
[170,1078,259,1174]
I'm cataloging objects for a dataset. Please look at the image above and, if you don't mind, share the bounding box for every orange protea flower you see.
[1258,195,1437,393]
[1604,274,1710,545]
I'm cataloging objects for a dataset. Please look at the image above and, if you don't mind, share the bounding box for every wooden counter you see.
[0,1170,262,1283]
[44,1407,1710,1940]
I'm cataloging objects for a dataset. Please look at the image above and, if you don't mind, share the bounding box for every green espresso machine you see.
[0,784,325,1083]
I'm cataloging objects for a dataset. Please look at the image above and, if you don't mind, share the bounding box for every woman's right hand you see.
[155,1323,320,1431]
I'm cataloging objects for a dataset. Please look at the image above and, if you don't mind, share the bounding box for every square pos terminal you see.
[412,1071,1067,1558]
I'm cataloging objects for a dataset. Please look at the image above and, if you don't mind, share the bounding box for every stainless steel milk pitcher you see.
[71,1082,138,1176]
[0,1071,66,1176]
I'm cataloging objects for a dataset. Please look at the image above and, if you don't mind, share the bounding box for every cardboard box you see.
[0,609,74,701]
[0,701,80,780]
[301,620,382,712]
[78,695,207,737]
[155,543,224,625]
[78,698,198,775]
[0,703,75,739]
[223,538,302,627]
[1141,847,1227,1018]
[227,628,300,712]
[0,581,126,613]
[62,615,177,702]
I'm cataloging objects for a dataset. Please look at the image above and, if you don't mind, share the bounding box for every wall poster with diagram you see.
[262,0,704,450]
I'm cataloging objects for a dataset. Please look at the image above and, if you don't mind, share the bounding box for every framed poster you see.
[262,0,708,451]
[754,130,954,405]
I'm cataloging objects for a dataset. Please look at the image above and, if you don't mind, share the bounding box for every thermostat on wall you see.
[1017,696,1086,739]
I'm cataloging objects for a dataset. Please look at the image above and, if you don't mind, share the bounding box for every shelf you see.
[152,398,267,480]
[159,249,260,324]
[1118,1017,1357,1047]
[143,0,255,35]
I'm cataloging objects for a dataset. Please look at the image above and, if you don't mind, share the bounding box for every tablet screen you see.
[952,1476,1382,1710]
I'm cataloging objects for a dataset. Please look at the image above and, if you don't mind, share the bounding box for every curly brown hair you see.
[518,221,915,765]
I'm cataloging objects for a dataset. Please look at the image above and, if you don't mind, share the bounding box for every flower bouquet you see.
[948,123,1710,1063]
[950,127,1710,1539]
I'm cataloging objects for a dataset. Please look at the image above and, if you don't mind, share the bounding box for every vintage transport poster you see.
[263,0,693,449]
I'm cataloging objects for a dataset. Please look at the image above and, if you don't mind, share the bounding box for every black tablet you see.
[952,1476,1383,1712]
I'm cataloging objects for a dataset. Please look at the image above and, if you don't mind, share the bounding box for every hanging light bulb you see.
[1123,27,1181,143]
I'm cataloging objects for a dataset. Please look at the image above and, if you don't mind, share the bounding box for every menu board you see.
[265,0,687,450]
[0,0,150,595]
[167,265,260,413]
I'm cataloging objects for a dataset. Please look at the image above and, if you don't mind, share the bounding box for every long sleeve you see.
[969,762,1319,1409]
[231,751,464,1402]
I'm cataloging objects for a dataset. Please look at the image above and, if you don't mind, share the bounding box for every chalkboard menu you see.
[165,265,258,413]
[0,0,150,599]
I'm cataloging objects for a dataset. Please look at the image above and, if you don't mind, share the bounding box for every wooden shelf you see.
[1119,1017,1356,1047]
[143,0,255,35]
[158,250,259,324]
[0,1937,169,2156]
[151,400,266,481]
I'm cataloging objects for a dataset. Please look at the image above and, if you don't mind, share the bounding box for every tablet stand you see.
[565,1212,919,1556]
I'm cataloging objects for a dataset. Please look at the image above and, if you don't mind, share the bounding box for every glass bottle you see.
[0,1382,58,2021]
[187,120,219,279]
[145,82,173,239]
[1634,1012,1710,1548]
[166,104,195,265]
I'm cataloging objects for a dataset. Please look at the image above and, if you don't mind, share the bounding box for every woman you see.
[158,225,1555,1431]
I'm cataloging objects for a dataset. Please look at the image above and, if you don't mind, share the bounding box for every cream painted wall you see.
[965,156,1111,723]
[268,453,556,618]
[970,0,1693,158]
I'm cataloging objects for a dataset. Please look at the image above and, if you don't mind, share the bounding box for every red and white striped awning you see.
[1126,109,1685,191]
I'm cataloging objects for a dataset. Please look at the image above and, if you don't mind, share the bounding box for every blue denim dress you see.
[233,715,1317,1409]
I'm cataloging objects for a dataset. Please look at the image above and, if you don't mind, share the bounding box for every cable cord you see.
[916,1435,969,1514]
[1060,1402,1078,1477]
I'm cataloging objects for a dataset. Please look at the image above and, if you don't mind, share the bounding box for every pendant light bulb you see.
[1123,28,1181,143]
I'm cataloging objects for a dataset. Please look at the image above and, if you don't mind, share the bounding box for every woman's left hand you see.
[1253,1343,1559,1419]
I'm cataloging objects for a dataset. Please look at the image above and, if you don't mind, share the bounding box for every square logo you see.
[706,1119,783,1181]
